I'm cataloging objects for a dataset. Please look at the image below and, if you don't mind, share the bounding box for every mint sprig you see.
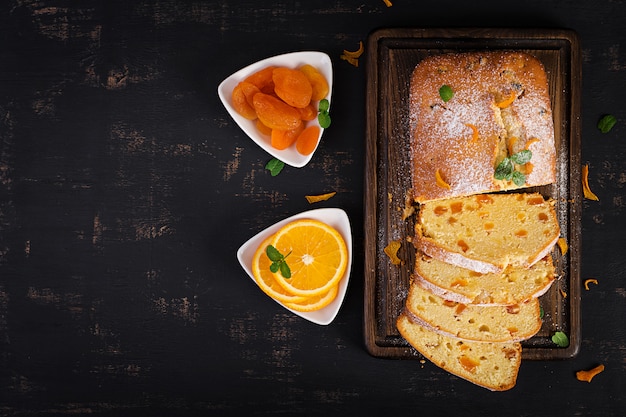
[266,245,291,279]
[318,99,331,129]
[494,149,533,186]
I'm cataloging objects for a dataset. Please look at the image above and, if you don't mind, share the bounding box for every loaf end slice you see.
[397,314,521,391]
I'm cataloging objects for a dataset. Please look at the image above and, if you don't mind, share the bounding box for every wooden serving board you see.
[363,28,582,360]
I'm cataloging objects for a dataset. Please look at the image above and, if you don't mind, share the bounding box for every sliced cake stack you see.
[397,192,560,391]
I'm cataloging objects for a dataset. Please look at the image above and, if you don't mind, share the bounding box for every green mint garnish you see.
[439,85,454,102]
[510,149,532,164]
[494,158,514,181]
[318,98,330,112]
[265,245,291,279]
[318,99,331,129]
[551,331,569,347]
[597,114,617,133]
[494,149,532,186]
[265,158,285,176]
[540,306,545,319]
[511,170,526,186]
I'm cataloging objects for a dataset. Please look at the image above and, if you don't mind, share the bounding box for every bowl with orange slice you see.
[218,51,333,168]
[237,208,352,325]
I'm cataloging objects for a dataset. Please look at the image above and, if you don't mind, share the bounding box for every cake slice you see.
[414,192,560,273]
[404,282,541,342]
[414,253,555,305]
[397,314,522,391]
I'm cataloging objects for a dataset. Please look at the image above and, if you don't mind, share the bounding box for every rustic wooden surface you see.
[0,1,624,416]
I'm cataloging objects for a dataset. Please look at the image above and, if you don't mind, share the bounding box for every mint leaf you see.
[265,245,291,279]
[494,158,513,180]
[318,112,331,129]
[279,262,291,279]
[266,245,283,262]
[439,85,454,102]
[511,149,532,165]
[265,158,285,176]
[318,99,331,129]
[512,170,526,186]
[318,98,330,112]
[598,114,616,133]
[551,331,569,347]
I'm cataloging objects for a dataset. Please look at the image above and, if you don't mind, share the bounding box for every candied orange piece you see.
[305,191,336,204]
[384,240,402,265]
[495,90,517,108]
[232,83,257,120]
[272,67,312,108]
[299,64,330,101]
[576,364,604,382]
[465,123,479,142]
[270,124,305,150]
[244,66,276,93]
[295,125,321,155]
[253,93,303,131]
[584,278,598,290]
[435,169,451,189]
[557,237,568,255]
[582,164,599,201]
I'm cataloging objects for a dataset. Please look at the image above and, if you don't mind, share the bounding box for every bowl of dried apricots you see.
[218,51,333,167]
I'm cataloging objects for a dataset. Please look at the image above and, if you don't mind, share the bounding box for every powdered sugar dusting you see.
[410,52,557,203]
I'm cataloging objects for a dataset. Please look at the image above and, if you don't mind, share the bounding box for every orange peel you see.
[495,90,517,108]
[582,164,599,201]
[435,169,451,189]
[340,41,364,67]
[557,237,568,256]
[305,191,336,204]
[465,123,479,143]
[584,278,598,290]
[384,240,402,265]
[576,364,604,382]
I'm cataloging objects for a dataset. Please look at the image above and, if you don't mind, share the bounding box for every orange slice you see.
[283,284,339,312]
[270,219,348,297]
[251,236,307,304]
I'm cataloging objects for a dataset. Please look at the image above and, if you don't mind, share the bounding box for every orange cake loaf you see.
[397,314,522,391]
[414,192,560,274]
[409,51,556,203]
[413,253,555,305]
[404,282,542,343]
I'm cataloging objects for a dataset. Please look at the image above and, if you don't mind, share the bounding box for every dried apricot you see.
[238,81,261,108]
[271,124,304,150]
[299,64,329,101]
[298,103,317,121]
[256,119,272,136]
[231,83,257,120]
[253,93,302,131]
[244,66,276,93]
[295,125,321,155]
[272,67,312,108]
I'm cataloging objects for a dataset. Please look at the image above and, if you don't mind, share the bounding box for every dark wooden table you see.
[1,1,624,416]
